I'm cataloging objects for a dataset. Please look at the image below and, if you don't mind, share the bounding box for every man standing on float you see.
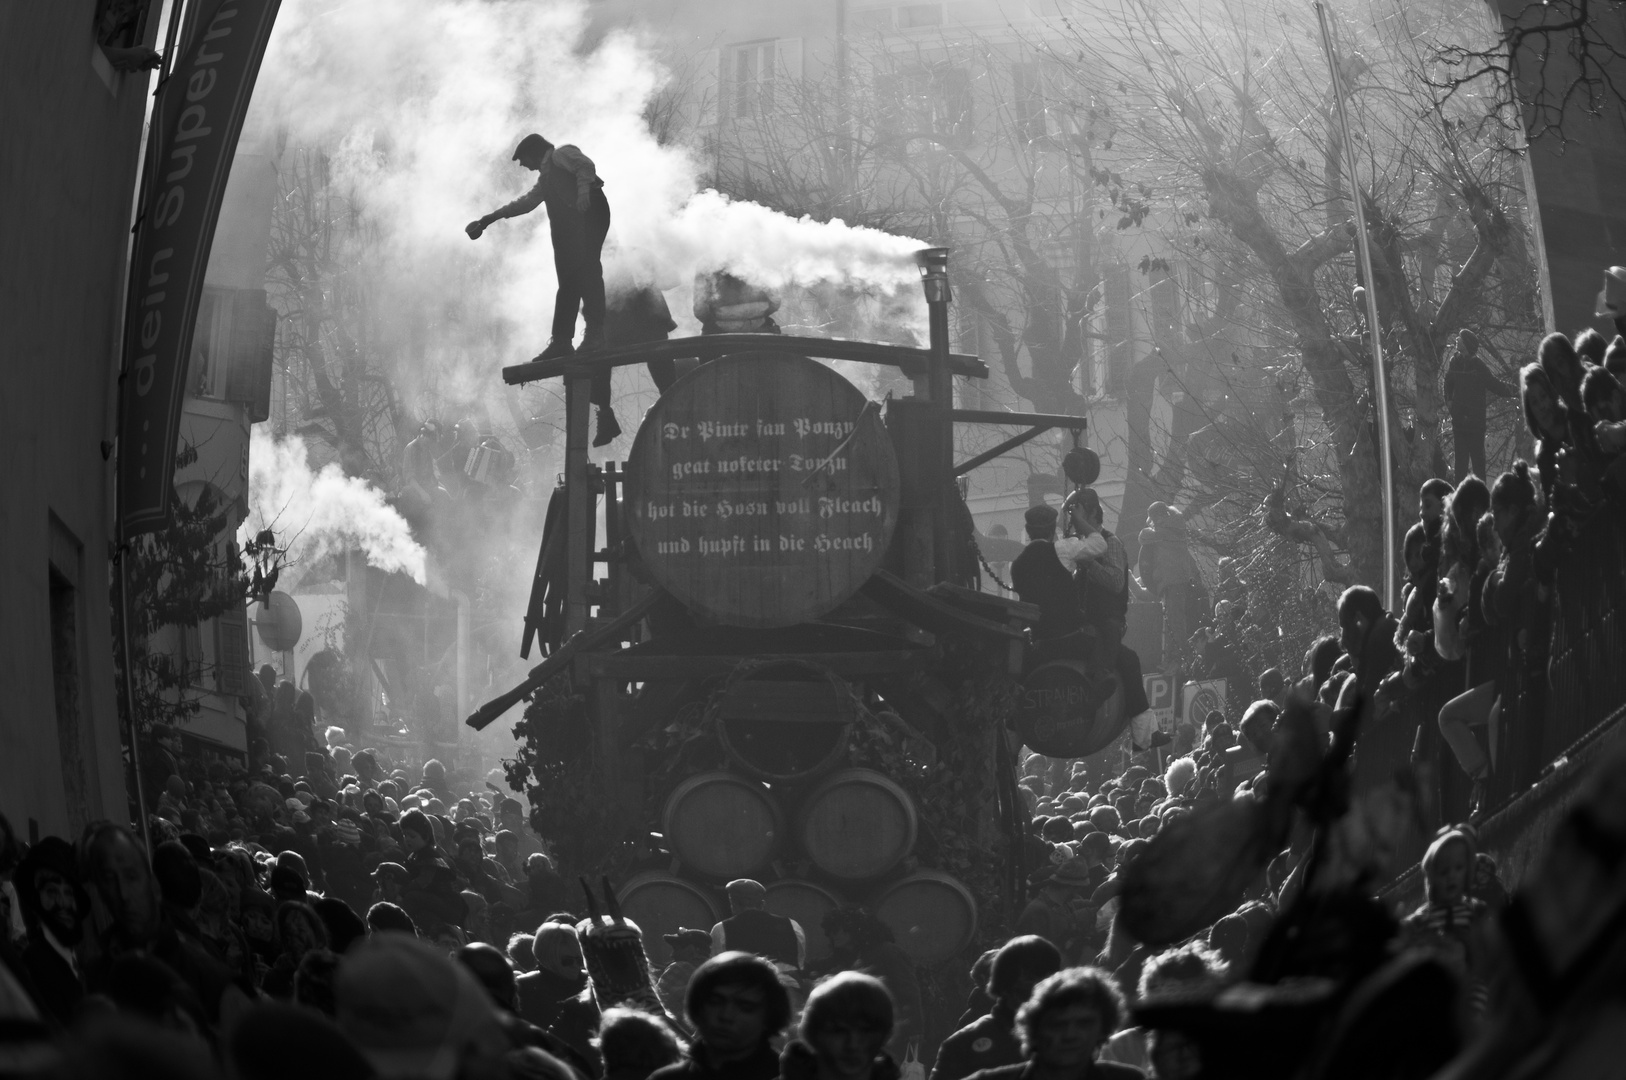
[467,134,609,360]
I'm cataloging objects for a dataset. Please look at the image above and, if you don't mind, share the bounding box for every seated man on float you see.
[1063,488,1167,752]
[1009,505,1117,711]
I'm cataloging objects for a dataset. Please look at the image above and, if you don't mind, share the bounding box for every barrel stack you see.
[638,752,976,968]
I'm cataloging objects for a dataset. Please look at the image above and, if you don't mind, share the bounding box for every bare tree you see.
[1433,0,1626,144]
[1048,0,1540,585]
[265,147,412,483]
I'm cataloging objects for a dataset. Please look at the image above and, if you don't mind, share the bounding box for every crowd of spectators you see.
[3,325,1623,1078]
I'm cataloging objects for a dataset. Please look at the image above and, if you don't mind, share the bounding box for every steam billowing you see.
[243,429,428,584]
[250,0,927,398]
[240,0,930,721]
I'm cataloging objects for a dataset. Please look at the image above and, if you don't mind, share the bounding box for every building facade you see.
[0,6,161,837]
[168,143,279,757]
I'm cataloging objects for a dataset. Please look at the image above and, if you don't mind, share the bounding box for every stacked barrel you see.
[618,663,978,968]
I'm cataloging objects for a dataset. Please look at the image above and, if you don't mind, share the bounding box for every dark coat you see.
[648,1043,781,1080]
[17,931,83,1026]
[964,1060,1144,1080]
[716,909,799,968]
[517,969,603,1077]
[930,1010,1024,1080]
[1011,541,1085,644]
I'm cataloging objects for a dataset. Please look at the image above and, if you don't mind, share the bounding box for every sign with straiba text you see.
[626,352,899,627]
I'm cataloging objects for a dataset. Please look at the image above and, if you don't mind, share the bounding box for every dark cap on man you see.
[1025,504,1058,533]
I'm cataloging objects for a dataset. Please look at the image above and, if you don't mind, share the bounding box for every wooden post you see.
[602,461,621,618]
[565,371,593,636]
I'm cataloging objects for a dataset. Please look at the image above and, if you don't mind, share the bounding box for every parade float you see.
[466,253,1126,1045]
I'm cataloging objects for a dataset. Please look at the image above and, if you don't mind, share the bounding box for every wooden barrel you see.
[717,661,853,782]
[763,879,842,964]
[663,772,783,880]
[617,873,721,969]
[1014,659,1129,758]
[624,352,900,628]
[797,768,917,880]
[874,870,978,966]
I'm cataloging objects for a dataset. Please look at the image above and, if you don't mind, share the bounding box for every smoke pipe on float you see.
[915,248,954,581]
[916,247,953,397]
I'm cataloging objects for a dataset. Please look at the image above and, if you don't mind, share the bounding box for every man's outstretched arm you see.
[466,177,546,239]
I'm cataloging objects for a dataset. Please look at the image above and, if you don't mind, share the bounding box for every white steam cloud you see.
[243,429,428,584]
[249,0,927,394]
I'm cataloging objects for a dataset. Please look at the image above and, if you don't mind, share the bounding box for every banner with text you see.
[118,0,281,535]
[625,354,900,628]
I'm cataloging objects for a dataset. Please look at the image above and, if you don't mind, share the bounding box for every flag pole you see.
[1314,1,1397,610]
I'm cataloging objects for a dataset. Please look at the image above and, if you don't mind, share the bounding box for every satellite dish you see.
[254,591,303,652]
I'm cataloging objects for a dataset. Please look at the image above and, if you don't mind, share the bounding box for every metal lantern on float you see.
[253,590,303,652]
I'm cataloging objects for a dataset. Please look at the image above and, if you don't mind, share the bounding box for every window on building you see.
[1013,61,1048,143]
[189,286,229,399]
[852,6,894,29]
[215,600,251,697]
[720,39,802,122]
[731,41,776,119]
[1150,270,1180,346]
[898,3,944,27]
[880,62,975,144]
[48,568,86,825]
[1105,265,1133,397]
[48,511,93,837]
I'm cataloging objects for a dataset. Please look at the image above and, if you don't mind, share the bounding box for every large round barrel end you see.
[875,871,978,966]
[762,879,844,964]
[797,769,918,881]
[662,772,784,880]
[617,873,721,969]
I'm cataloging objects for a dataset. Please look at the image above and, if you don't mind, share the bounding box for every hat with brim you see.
[662,928,712,951]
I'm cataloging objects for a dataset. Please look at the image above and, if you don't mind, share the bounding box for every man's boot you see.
[593,406,623,448]
[579,326,605,352]
[538,338,575,360]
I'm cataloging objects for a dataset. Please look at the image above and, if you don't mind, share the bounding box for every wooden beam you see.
[578,649,937,681]
[502,334,989,385]
[564,374,592,637]
[954,425,1051,476]
[927,581,1041,623]
[862,568,1027,641]
[951,408,1088,429]
[464,591,659,731]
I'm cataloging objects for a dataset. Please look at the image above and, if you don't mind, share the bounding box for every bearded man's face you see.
[36,870,81,945]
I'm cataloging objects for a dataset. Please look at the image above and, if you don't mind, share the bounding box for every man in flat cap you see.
[708,879,805,971]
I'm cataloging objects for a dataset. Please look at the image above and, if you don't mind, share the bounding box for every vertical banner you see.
[118,0,281,535]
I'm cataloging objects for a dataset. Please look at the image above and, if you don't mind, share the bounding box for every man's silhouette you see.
[467,134,610,360]
[1443,329,1515,480]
